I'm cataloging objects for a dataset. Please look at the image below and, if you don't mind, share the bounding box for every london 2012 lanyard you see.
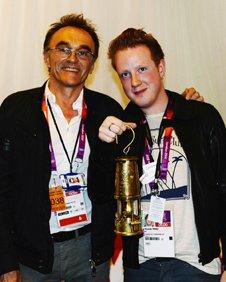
[42,96,87,173]
[142,98,174,195]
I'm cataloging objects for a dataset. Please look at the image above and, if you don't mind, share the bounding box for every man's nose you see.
[131,74,142,87]
[68,50,79,61]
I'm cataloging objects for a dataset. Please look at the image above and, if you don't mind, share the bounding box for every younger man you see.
[99,28,226,281]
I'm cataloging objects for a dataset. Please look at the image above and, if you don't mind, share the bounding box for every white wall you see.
[0,0,225,122]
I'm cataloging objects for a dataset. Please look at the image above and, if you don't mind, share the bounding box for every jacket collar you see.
[125,89,198,122]
[14,83,46,136]
[16,83,97,141]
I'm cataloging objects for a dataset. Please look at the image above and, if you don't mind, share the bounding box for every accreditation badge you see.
[49,171,66,212]
[59,172,86,189]
[143,210,175,258]
[148,195,166,224]
[140,161,157,185]
[56,173,88,227]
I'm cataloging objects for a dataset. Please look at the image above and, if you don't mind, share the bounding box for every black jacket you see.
[0,84,122,275]
[120,90,226,269]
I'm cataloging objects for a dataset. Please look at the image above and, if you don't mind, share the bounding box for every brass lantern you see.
[114,153,142,236]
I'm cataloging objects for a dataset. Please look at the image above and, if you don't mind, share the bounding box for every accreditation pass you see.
[143,210,175,257]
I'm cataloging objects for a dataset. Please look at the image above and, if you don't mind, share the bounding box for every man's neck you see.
[48,81,83,104]
[48,81,83,122]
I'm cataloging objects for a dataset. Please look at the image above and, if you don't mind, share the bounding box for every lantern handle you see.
[122,125,135,155]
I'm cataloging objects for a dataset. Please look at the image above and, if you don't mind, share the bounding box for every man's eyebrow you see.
[55,41,69,47]
[54,42,93,52]
[78,44,93,52]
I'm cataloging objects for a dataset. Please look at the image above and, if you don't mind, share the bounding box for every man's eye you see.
[138,67,147,73]
[120,72,130,79]
[77,49,88,57]
[58,47,71,54]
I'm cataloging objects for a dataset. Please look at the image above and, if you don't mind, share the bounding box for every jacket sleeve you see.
[209,106,226,267]
[0,97,19,275]
[87,98,123,203]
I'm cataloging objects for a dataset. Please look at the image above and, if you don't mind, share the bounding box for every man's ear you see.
[44,52,50,69]
[90,62,95,74]
[158,59,166,79]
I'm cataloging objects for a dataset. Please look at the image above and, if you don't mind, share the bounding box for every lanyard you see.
[42,96,87,173]
[142,98,174,194]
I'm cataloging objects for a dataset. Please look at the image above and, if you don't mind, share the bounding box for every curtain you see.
[0,0,225,121]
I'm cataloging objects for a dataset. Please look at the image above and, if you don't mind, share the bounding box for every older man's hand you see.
[0,271,21,282]
[182,87,204,102]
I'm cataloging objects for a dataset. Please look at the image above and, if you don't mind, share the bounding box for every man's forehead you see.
[121,45,151,54]
[49,26,95,49]
[115,45,153,64]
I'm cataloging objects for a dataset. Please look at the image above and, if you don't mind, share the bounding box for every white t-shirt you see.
[138,112,221,275]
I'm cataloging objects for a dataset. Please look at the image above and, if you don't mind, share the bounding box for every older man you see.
[0,14,122,282]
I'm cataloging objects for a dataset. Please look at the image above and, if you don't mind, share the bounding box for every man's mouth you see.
[62,66,80,72]
[133,88,146,95]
